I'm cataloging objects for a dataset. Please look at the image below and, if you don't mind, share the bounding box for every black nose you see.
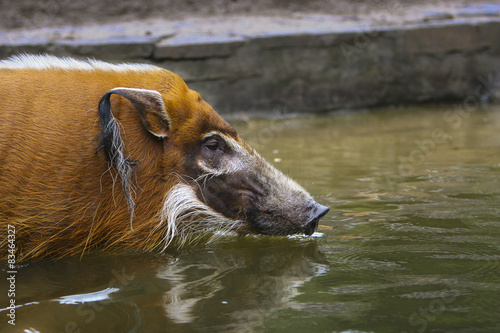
[303,203,330,236]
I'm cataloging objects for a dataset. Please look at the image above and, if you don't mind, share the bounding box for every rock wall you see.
[1,8,499,115]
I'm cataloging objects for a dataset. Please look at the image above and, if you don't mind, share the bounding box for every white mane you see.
[0,54,157,72]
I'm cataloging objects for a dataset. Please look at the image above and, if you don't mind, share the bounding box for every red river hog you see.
[0,54,329,261]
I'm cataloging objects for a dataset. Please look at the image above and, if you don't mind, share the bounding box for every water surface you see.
[2,104,500,332]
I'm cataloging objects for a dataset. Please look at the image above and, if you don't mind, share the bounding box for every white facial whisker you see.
[155,183,243,250]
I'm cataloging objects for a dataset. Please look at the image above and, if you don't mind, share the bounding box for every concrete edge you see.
[1,13,499,114]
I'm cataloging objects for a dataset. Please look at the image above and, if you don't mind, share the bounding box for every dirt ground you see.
[0,0,488,30]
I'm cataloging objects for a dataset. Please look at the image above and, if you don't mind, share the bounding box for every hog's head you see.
[98,72,329,247]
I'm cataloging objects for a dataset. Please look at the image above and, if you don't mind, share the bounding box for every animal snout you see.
[303,203,330,236]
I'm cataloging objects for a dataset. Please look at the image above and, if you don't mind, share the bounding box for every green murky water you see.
[2,104,500,333]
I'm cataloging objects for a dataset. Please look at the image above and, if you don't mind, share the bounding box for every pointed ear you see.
[102,87,170,138]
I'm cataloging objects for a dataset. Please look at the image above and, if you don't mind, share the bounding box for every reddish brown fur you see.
[0,63,239,260]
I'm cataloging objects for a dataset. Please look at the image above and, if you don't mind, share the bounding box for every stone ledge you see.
[1,8,499,115]
[56,36,156,59]
[154,35,246,60]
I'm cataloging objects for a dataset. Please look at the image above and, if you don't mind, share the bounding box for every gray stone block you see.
[403,23,478,54]
[154,35,246,60]
[159,55,260,83]
[54,36,155,60]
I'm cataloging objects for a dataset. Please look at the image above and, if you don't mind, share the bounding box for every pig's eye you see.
[205,140,219,151]
[202,136,225,153]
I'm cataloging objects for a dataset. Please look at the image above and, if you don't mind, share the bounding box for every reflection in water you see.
[159,236,327,331]
[0,237,328,332]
